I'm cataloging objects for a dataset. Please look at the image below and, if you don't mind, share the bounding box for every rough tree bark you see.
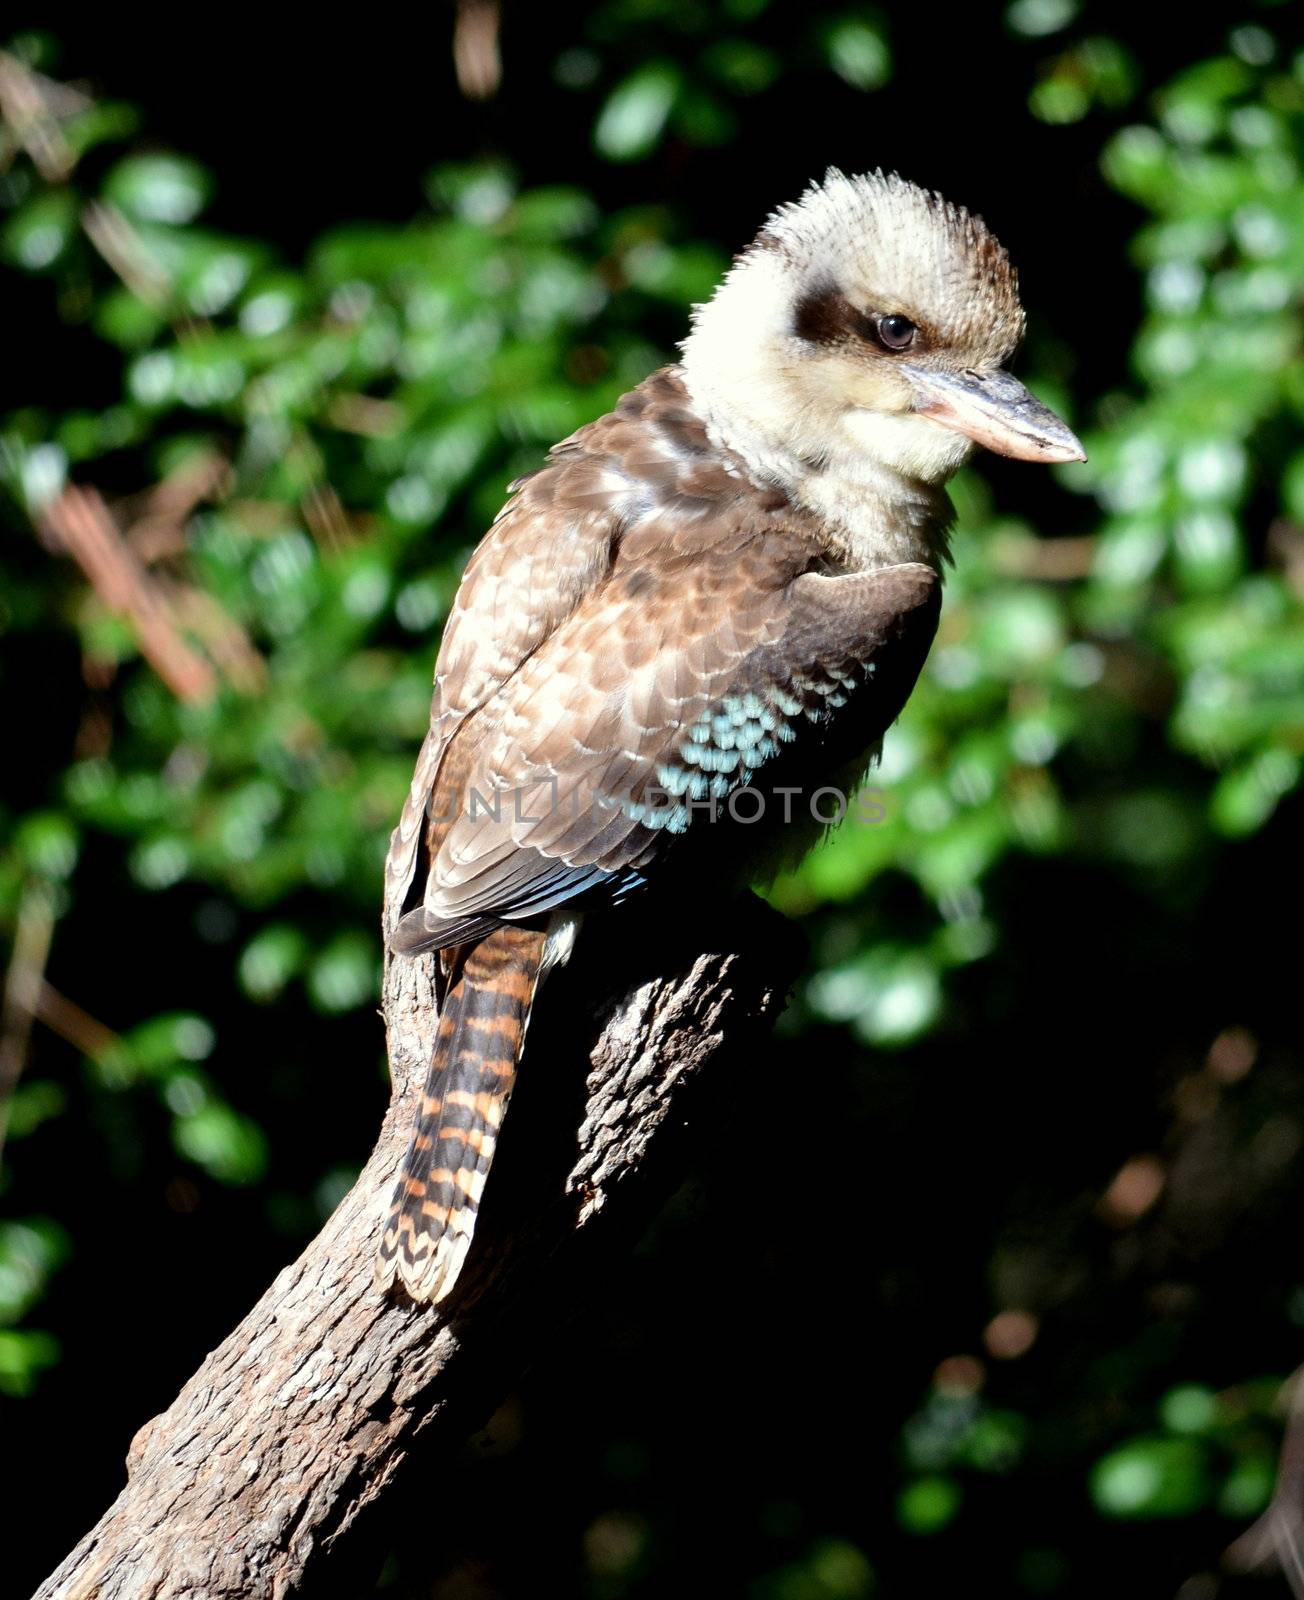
[33,896,802,1599]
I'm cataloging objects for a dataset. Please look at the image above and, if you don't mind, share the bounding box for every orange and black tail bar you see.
[376,923,545,1303]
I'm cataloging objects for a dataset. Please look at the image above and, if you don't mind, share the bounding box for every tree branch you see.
[34,895,801,1598]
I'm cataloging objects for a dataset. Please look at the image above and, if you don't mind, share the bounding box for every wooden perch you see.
[33,895,801,1598]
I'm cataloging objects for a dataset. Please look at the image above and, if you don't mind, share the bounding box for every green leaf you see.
[103,154,211,225]
[594,64,681,162]
[13,811,78,880]
[307,931,380,1013]
[239,923,309,1002]
[699,39,780,96]
[1091,1437,1210,1518]
[98,1012,215,1084]
[0,1329,61,1397]
[897,1475,963,1534]
[1218,1452,1275,1518]
[172,1101,269,1186]
[1210,748,1300,836]
[823,18,892,92]
[1006,0,1079,38]
[753,1538,876,1600]
[0,1220,69,1323]
[1,191,77,272]
[1159,1384,1219,1435]
[5,1081,67,1142]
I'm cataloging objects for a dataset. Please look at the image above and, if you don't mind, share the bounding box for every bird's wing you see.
[392,511,940,953]
[382,438,631,927]
[385,364,769,930]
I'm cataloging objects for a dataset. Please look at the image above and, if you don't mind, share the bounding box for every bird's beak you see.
[902,364,1086,464]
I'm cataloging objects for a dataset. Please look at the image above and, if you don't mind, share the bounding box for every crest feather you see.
[750,166,1024,363]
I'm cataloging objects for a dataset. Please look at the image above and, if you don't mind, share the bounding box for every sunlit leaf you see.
[594,64,681,161]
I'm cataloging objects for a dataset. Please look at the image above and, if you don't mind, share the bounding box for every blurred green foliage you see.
[2,6,1303,1596]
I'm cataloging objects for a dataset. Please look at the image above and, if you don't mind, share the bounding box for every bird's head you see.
[680,168,1084,487]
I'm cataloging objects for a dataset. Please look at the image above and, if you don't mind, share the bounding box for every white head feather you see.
[680,169,1027,559]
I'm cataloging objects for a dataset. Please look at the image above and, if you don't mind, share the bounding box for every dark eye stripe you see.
[791,283,919,353]
[792,281,872,344]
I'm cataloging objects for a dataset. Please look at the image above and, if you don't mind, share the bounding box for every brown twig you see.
[0,883,59,1171]
[326,394,404,437]
[162,583,267,694]
[990,532,1097,582]
[124,451,231,565]
[40,485,218,704]
[35,982,120,1061]
[0,51,84,181]
[453,0,503,100]
[80,200,172,306]
[301,482,355,552]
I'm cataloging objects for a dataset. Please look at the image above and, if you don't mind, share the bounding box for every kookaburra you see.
[377,168,1084,1303]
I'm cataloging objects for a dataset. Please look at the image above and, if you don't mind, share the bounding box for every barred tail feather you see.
[376,924,546,1303]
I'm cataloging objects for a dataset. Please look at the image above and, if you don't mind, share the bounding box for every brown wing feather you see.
[385,371,759,923]
[388,367,941,954]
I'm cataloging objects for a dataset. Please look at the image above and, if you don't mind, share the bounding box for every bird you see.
[376,167,1084,1304]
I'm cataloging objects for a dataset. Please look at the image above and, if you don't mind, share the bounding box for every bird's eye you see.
[877,314,917,352]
